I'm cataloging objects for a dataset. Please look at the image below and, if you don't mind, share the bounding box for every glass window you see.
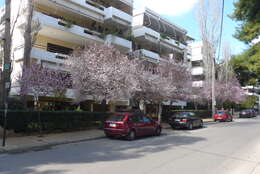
[143,116,151,123]
[129,115,142,122]
[107,115,125,121]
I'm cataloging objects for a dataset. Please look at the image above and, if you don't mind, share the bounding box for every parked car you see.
[214,110,233,122]
[104,112,162,140]
[168,112,203,130]
[239,109,256,118]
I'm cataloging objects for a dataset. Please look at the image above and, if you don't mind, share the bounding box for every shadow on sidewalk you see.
[0,133,206,174]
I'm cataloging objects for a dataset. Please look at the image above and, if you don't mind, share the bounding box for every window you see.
[129,115,142,122]
[143,116,151,123]
[47,43,73,55]
[107,115,126,121]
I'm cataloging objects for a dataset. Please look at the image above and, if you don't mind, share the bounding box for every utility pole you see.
[211,57,216,116]
[2,0,11,147]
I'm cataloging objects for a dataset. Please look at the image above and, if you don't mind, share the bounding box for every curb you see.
[0,135,105,155]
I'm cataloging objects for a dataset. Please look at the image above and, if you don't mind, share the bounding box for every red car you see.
[214,110,233,122]
[104,112,161,140]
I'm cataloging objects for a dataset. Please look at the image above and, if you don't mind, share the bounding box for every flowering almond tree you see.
[200,77,245,108]
[65,43,139,104]
[19,64,71,133]
[19,64,71,109]
[133,58,192,122]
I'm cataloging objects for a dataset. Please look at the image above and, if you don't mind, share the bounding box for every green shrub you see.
[0,110,112,133]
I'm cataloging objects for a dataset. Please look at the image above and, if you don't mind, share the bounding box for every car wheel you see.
[127,130,136,141]
[105,133,113,139]
[200,120,203,128]
[155,127,161,136]
[187,122,193,130]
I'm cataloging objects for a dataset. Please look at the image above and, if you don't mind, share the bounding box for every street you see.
[1,116,260,174]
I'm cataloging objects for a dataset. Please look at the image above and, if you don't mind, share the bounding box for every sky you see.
[0,0,247,55]
[134,0,248,55]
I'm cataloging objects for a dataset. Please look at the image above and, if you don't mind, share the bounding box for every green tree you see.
[231,0,260,43]
[241,96,257,109]
[231,43,260,86]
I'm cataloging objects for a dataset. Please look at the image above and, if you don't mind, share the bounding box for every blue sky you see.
[134,0,247,55]
[0,0,247,55]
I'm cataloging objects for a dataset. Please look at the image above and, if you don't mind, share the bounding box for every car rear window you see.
[217,111,225,114]
[107,115,126,121]
[174,112,190,118]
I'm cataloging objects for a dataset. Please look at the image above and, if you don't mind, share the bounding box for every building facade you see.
[189,41,205,88]
[2,1,193,110]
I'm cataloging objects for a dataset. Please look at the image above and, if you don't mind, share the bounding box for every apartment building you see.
[2,2,195,110]
[132,8,192,108]
[132,8,189,63]
[189,41,205,88]
[7,0,133,106]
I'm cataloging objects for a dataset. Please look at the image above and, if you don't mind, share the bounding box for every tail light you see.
[180,119,187,123]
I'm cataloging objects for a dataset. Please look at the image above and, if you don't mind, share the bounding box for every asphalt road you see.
[1,116,260,174]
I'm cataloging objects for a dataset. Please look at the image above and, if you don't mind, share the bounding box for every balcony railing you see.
[191,67,204,75]
[105,34,132,52]
[36,0,105,22]
[134,49,160,62]
[104,7,132,27]
[192,81,204,87]
[133,26,185,51]
[33,12,104,44]
[31,48,66,64]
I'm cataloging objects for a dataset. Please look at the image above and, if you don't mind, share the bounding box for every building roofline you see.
[133,7,187,34]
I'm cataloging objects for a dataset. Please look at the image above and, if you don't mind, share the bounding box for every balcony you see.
[31,48,66,65]
[35,0,105,22]
[133,26,184,52]
[191,67,204,76]
[119,0,133,7]
[134,49,160,62]
[105,34,132,53]
[191,55,203,61]
[33,12,104,45]
[133,26,160,43]
[192,81,204,88]
[104,7,132,27]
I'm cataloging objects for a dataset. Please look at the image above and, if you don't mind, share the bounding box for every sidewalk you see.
[0,129,105,154]
[0,118,214,154]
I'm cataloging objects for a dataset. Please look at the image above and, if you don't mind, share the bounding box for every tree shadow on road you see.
[0,133,206,174]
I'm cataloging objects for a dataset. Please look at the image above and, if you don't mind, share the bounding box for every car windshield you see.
[217,111,225,114]
[107,115,125,121]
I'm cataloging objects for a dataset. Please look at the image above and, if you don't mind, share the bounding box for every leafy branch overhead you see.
[231,0,260,43]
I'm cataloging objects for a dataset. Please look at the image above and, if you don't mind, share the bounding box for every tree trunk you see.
[139,100,146,114]
[158,103,162,123]
[195,103,198,110]
[21,0,34,108]
[1,0,11,147]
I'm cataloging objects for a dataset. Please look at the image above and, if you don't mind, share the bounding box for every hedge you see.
[0,110,112,133]
[162,110,212,122]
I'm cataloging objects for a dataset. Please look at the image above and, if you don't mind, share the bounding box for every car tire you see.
[105,133,113,139]
[155,127,161,136]
[187,122,193,130]
[127,130,136,141]
[200,120,203,128]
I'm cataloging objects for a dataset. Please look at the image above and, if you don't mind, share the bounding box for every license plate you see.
[110,123,116,127]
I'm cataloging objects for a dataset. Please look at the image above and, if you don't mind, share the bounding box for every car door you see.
[129,114,145,136]
[188,112,198,126]
[143,116,156,135]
